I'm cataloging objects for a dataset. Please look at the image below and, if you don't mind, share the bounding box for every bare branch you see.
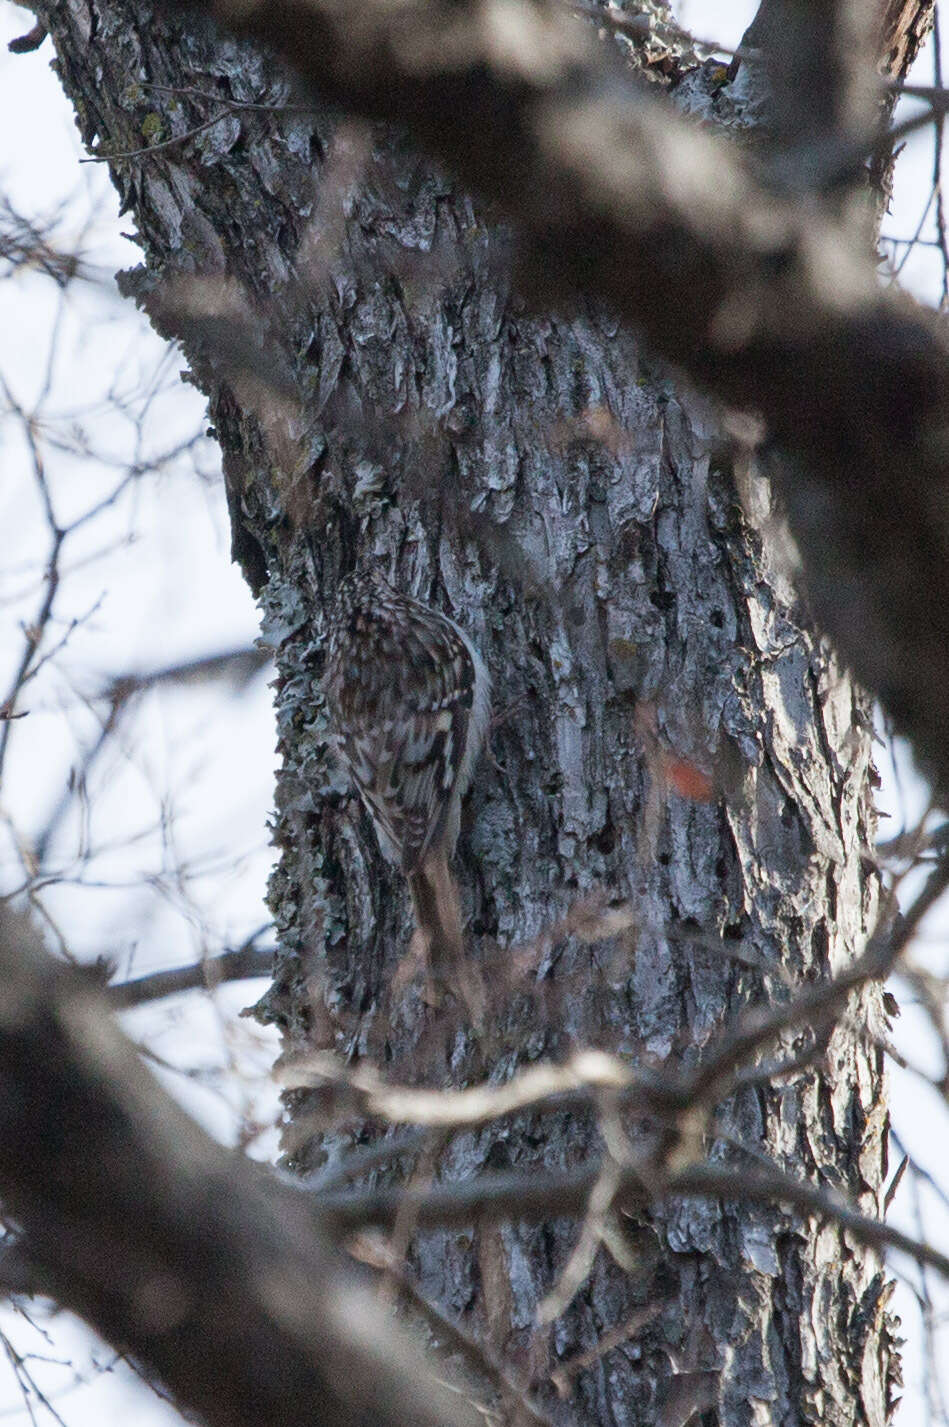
[677,850,949,1110]
[106,937,274,1008]
[0,386,63,782]
[297,1129,432,1193]
[281,1047,635,1126]
[315,1154,949,1281]
[884,1154,910,1215]
[349,1233,555,1427]
[7,22,48,54]
[102,646,272,703]
[32,646,271,869]
[285,855,947,1163]
[549,1303,664,1399]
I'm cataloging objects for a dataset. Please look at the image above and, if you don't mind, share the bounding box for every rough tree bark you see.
[23,1,930,1424]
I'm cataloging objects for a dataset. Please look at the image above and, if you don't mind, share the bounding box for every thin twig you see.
[884,1155,910,1216]
[294,1129,432,1193]
[288,859,949,1153]
[549,1303,664,1399]
[106,936,274,1009]
[280,1048,637,1126]
[930,9,948,306]
[350,1233,554,1426]
[679,853,949,1111]
[81,111,240,163]
[314,1157,949,1282]
[0,387,63,781]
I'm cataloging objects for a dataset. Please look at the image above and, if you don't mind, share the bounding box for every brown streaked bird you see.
[323,566,491,984]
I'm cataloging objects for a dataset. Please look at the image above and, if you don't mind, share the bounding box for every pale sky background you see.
[1,1,948,1423]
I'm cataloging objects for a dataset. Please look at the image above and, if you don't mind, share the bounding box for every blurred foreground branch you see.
[0,905,479,1427]
[151,0,949,794]
[3,862,948,1419]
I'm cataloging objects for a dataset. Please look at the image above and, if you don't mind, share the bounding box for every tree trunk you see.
[32,2,921,1422]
